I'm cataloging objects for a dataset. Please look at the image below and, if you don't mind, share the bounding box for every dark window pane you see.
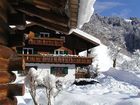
[55,51,58,54]
[60,51,63,54]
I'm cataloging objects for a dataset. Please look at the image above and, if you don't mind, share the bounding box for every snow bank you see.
[78,0,96,28]
[103,68,140,87]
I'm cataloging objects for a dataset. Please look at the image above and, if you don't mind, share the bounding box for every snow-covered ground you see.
[55,69,140,105]
[15,44,140,105]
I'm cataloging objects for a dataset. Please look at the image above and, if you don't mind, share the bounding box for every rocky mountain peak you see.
[82,13,140,53]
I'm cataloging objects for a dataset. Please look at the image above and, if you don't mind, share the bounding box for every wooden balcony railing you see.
[28,38,64,46]
[18,54,93,65]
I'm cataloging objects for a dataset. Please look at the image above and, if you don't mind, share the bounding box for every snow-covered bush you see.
[88,65,99,78]
[120,50,140,71]
[132,49,140,70]
[26,67,64,105]
[120,60,134,70]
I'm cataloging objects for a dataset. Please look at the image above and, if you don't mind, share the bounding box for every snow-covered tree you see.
[132,49,140,70]
[108,42,121,68]
[27,68,39,105]
[120,60,134,70]
[120,50,140,71]
[43,74,56,105]
[26,68,64,105]
[88,65,99,78]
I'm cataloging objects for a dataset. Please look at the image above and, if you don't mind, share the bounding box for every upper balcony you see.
[18,54,93,66]
[28,37,64,47]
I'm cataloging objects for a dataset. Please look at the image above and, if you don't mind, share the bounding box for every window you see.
[55,51,58,54]
[51,67,68,77]
[54,50,68,55]
[40,32,50,38]
[23,48,34,54]
[60,51,64,54]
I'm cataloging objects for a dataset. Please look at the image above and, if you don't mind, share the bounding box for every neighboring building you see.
[17,26,100,80]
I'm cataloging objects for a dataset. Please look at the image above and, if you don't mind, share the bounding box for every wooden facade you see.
[0,1,25,104]
[0,0,99,104]
[16,28,96,66]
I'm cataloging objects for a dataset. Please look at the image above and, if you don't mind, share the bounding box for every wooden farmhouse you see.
[17,26,100,79]
[0,0,97,104]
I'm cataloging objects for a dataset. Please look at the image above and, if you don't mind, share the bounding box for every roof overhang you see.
[7,0,79,34]
[71,29,100,47]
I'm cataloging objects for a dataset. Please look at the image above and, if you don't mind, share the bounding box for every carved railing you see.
[28,37,64,46]
[19,54,93,65]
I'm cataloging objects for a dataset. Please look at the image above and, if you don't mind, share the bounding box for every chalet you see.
[0,0,97,104]
[17,26,100,80]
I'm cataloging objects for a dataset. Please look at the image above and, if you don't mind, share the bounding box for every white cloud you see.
[95,1,124,13]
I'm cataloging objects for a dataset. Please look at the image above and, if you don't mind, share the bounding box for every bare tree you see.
[27,68,39,105]
[108,42,121,68]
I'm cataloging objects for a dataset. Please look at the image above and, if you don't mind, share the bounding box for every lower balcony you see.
[18,54,93,65]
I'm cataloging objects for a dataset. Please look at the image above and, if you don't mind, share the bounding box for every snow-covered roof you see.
[77,0,96,28]
[71,28,101,46]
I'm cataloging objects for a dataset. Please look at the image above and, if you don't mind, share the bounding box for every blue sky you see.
[94,0,140,18]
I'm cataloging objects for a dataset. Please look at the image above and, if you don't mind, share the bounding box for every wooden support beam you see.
[70,0,79,5]
[0,1,8,12]
[69,0,79,28]
[22,0,67,8]
[0,84,25,97]
[26,15,70,34]
[0,1,9,45]
[0,71,16,83]
[15,4,69,27]
[0,97,17,105]
[8,12,25,26]
[8,30,25,47]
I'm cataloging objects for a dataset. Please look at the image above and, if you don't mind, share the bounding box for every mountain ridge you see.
[82,13,140,54]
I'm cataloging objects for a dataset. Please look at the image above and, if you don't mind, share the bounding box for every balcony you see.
[18,54,93,65]
[28,37,64,46]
